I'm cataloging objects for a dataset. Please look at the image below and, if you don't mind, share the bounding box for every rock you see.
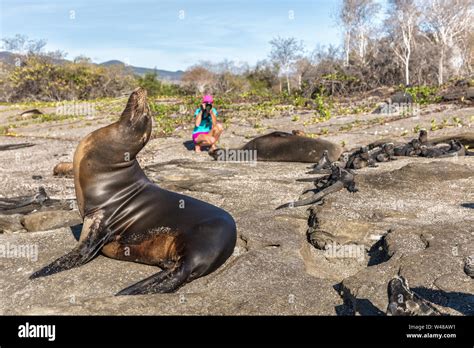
[0,214,26,233]
[372,91,414,114]
[341,256,401,315]
[441,86,474,102]
[390,91,413,104]
[312,160,474,315]
[382,228,427,259]
[367,86,394,98]
[1,130,474,316]
[454,79,470,87]
[21,210,82,232]
[468,87,474,100]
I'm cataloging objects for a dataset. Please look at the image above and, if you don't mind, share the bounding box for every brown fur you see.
[53,162,74,177]
[101,229,182,266]
[292,129,306,136]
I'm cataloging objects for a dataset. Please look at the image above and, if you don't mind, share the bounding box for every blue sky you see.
[1,0,382,71]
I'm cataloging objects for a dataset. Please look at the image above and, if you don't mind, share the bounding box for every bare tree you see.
[181,66,216,94]
[294,57,314,91]
[269,36,304,94]
[454,23,474,76]
[410,34,439,85]
[386,0,420,85]
[337,0,381,65]
[1,34,47,55]
[422,0,473,85]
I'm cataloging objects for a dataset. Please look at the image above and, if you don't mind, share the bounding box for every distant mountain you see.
[0,51,183,81]
[100,60,183,81]
[0,51,18,65]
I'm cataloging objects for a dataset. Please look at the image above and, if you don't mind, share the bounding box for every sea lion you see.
[210,131,342,163]
[20,109,43,118]
[30,88,237,295]
[53,162,74,177]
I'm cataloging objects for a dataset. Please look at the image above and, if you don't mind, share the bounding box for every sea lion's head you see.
[118,87,152,156]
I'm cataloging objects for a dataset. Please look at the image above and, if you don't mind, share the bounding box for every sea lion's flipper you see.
[29,210,111,279]
[386,276,442,316]
[115,261,189,295]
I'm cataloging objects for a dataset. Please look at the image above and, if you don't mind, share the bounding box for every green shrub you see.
[137,71,182,97]
[404,85,441,105]
[314,94,331,121]
[4,54,135,102]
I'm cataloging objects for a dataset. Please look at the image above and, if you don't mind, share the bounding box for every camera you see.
[204,103,212,112]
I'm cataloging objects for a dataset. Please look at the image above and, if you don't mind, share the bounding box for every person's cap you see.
[202,95,214,103]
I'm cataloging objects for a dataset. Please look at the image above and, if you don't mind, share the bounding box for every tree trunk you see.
[404,62,409,86]
[405,43,411,86]
[344,32,351,66]
[286,74,291,95]
[358,30,365,63]
[438,48,444,86]
[405,54,411,86]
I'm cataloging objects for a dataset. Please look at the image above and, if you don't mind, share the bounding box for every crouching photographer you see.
[192,95,224,153]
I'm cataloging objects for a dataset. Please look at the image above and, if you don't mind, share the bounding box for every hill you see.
[0,51,183,81]
[100,60,183,81]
